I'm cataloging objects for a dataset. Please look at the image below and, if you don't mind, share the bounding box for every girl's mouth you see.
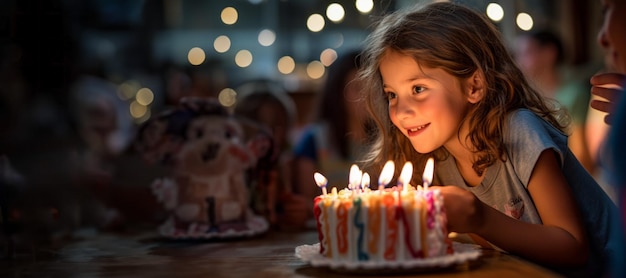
[407,123,429,136]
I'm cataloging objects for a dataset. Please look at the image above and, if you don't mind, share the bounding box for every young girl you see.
[358,2,623,276]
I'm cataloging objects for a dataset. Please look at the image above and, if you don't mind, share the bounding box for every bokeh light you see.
[214,35,231,53]
[218,88,237,107]
[117,80,140,101]
[135,87,154,106]
[187,47,206,65]
[130,100,148,119]
[306,60,325,79]
[355,0,374,14]
[326,3,345,23]
[516,12,534,31]
[307,14,325,32]
[235,50,253,67]
[320,48,338,66]
[258,29,276,46]
[486,3,504,22]
[221,7,238,25]
[277,56,296,74]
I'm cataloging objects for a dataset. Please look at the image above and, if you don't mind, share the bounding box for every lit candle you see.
[349,164,361,191]
[314,172,328,195]
[398,161,413,193]
[358,170,364,191]
[361,172,371,191]
[378,160,395,191]
[422,157,434,191]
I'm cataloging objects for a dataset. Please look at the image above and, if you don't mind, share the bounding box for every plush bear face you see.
[176,116,250,178]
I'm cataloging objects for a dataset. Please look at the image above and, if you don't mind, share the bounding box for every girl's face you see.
[598,0,626,73]
[379,50,474,153]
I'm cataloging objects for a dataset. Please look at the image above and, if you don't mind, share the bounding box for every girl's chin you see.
[412,144,436,154]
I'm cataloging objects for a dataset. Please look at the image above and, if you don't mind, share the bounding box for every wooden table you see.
[0,228,564,278]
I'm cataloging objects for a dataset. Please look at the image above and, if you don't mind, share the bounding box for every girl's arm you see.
[441,149,589,266]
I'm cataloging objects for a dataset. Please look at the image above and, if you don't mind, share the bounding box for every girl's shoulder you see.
[504,109,540,133]
[503,109,568,160]
[507,108,538,122]
[506,109,565,136]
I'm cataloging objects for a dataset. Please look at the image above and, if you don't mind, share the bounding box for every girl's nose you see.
[394,95,416,120]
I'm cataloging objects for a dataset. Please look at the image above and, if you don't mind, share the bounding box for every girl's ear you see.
[466,70,485,104]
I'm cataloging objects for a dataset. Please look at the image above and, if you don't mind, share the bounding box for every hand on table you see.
[436,185,486,234]
[590,72,626,125]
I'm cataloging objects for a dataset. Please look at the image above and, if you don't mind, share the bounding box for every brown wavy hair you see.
[358,2,568,177]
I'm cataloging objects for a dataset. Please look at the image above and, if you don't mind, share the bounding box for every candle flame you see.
[423,157,434,190]
[378,160,395,186]
[314,172,328,195]
[349,164,361,190]
[314,172,328,188]
[362,172,371,189]
[399,161,413,191]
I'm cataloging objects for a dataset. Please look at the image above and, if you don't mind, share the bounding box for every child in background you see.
[514,30,593,173]
[292,50,374,210]
[358,2,622,276]
[590,0,626,124]
[233,80,308,229]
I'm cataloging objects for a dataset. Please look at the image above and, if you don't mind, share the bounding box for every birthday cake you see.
[313,160,453,262]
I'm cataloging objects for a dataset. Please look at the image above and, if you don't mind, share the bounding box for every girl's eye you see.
[412,86,425,94]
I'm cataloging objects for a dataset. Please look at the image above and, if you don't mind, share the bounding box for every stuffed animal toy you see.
[135,97,270,236]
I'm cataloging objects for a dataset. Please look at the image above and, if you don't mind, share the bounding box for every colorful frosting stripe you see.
[313,196,324,254]
[367,196,381,255]
[321,199,332,257]
[419,198,429,257]
[397,194,423,258]
[426,190,435,229]
[353,198,369,261]
[336,201,349,255]
[382,194,397,260]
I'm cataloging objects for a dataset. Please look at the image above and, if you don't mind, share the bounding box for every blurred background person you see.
[586,1,626,202]
[514,29,594,173]
[68,69,139,230]
[587,66,620,203]
[233,80,308,230]
[70,69,135,182]
[590,0,626,276]
[291,50,375,221]
[161,61,192,108]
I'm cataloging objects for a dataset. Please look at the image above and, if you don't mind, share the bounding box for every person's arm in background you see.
[290,128,318,219]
